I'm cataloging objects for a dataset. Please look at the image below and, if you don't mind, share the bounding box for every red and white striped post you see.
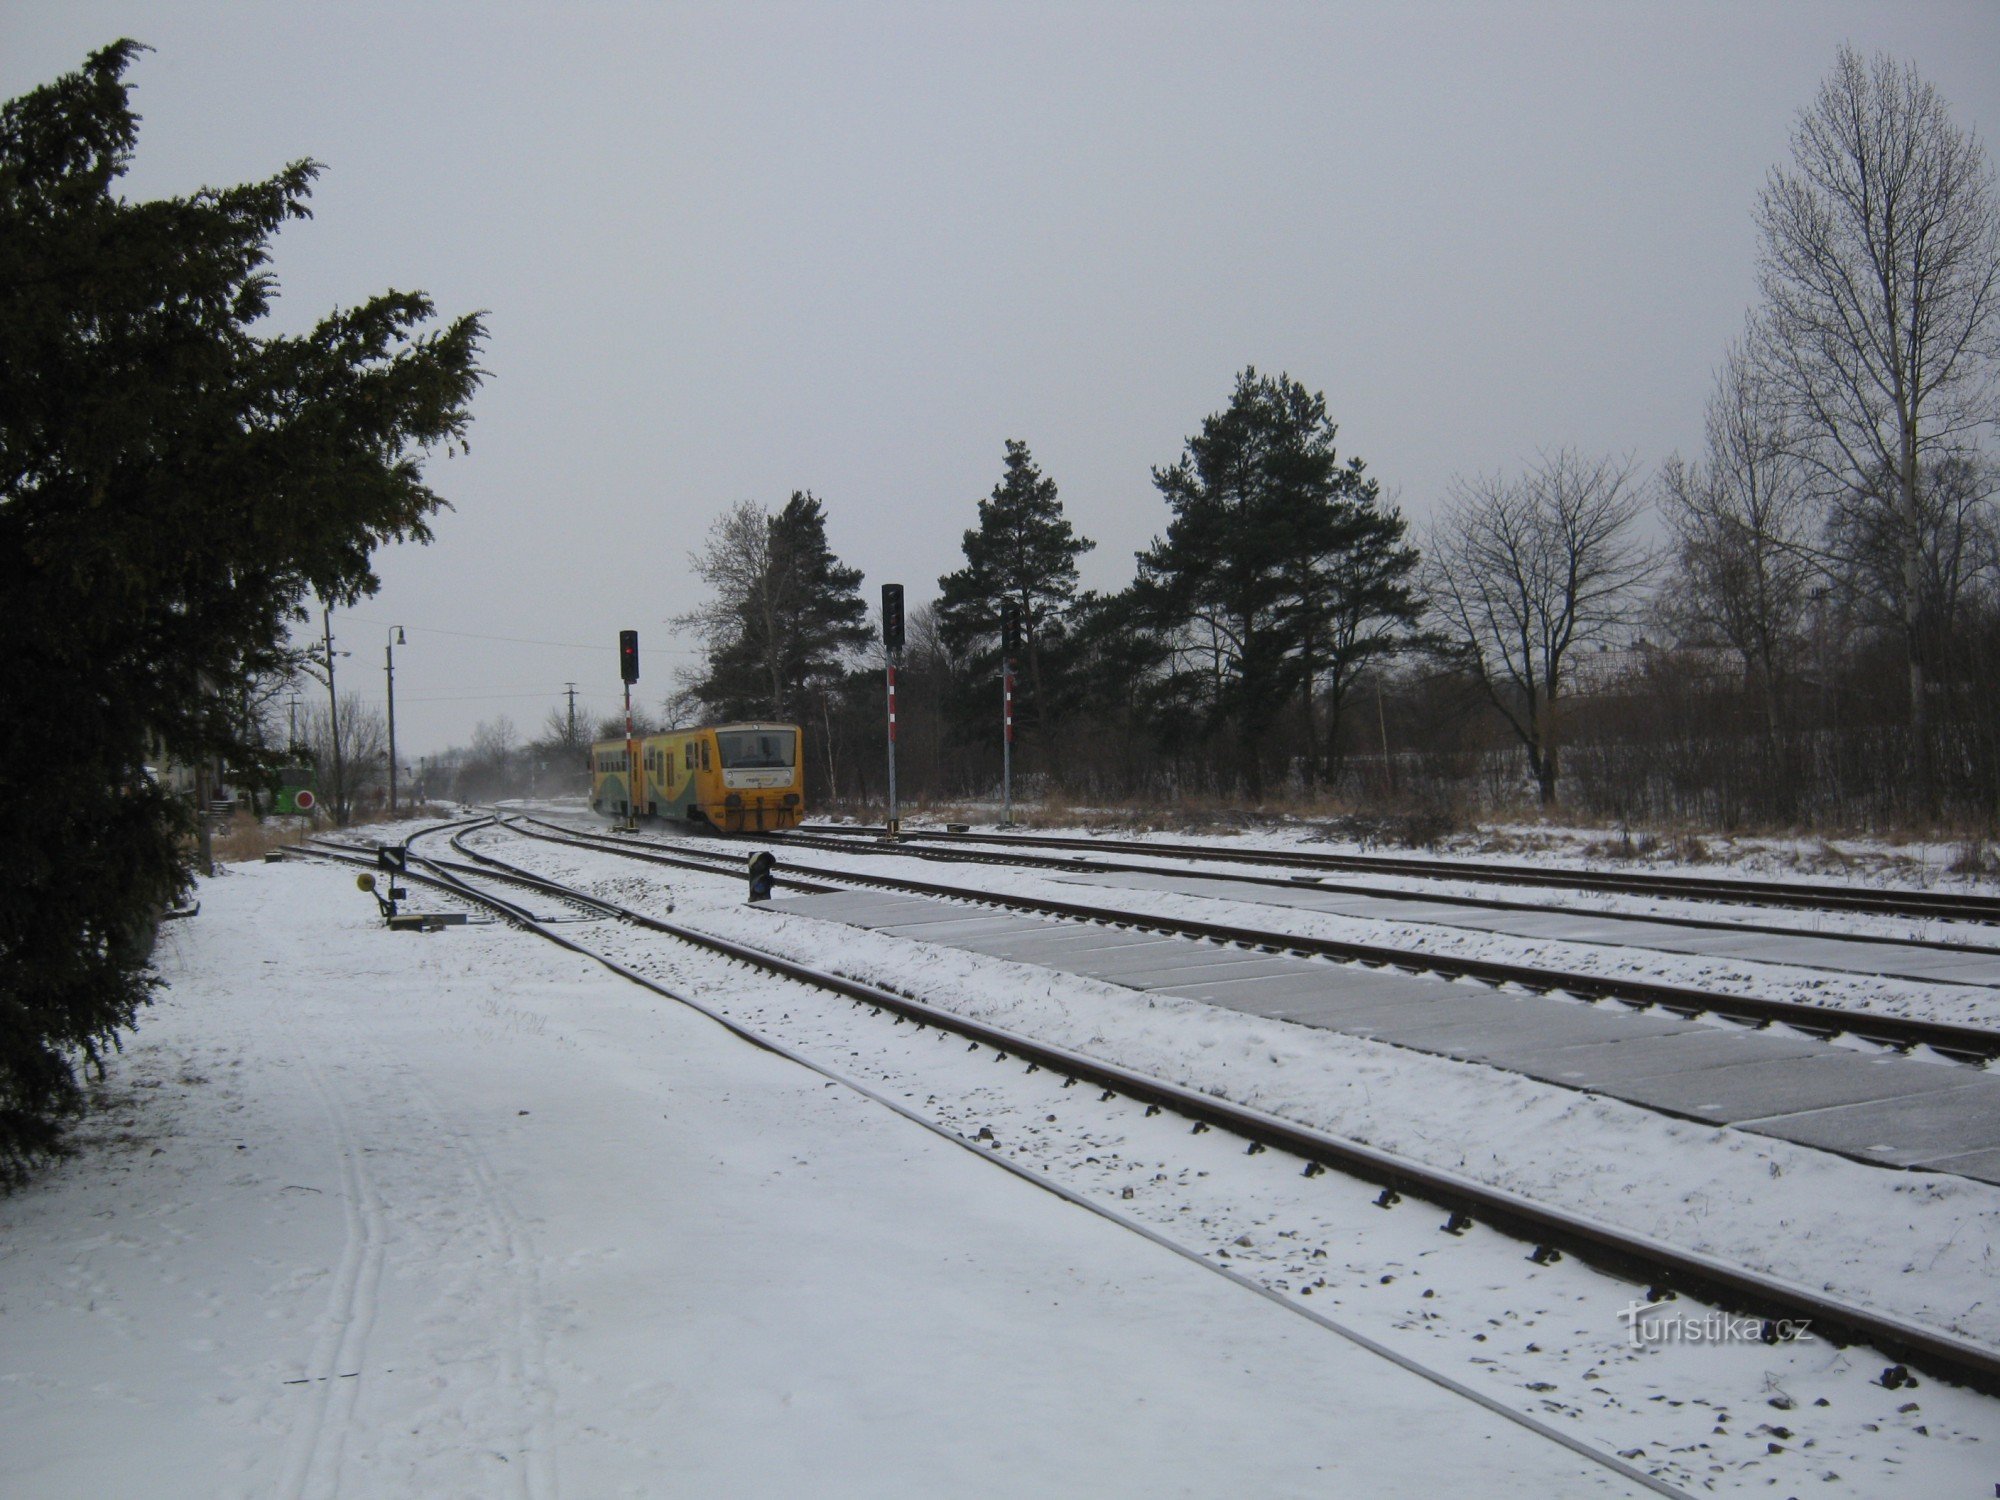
[623,683,637,832]
[999,599,1020,829]
[882,584,904,839]
[885,660,899,838]
[1002,658,1014,828]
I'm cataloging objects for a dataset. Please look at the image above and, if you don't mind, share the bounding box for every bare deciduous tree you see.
[675,500,781,709]
[1827,452,1999,660]
[300,695,387,825]
[1754,44,2000,799]
[1658,340,1820,752]
[1426,450,1652,805]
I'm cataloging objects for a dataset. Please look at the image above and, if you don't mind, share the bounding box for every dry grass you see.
[210,811,308,863]
[207,802,442,865]
[1949,837,2000,877]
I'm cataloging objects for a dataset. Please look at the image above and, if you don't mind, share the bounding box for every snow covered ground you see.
[4,827,1997,1496]
[869,805,2000,898]
[5,858,1665,1498]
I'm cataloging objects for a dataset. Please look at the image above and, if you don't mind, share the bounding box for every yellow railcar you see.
[590,722,804,832]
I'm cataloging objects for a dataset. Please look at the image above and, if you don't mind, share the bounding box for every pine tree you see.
[0,42,485,1178]
[936,440,1096,737]
[1137,368,1406,796]
[683,492,870,786]
[1293,491,1427,787]
[768,491,871,716]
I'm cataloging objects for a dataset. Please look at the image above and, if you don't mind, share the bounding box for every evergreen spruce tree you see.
[0,43,486,1179]
[936,440,1095,737]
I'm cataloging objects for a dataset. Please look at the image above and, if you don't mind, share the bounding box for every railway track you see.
[744,824,2000,964]
[796,821,2000,926]
[499,814,2000,1063]
[287,819,2000,1404]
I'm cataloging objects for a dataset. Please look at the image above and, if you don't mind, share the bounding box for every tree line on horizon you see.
[556,45,1997,834]
[7,38,1996,1183]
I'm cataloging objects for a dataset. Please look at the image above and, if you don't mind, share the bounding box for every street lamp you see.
[386,626,406,814]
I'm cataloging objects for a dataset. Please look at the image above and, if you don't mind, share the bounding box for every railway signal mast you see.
[882,583,904,840]
[385,625,405,815]
[1000,599,1020,829]
[618,629,640,831]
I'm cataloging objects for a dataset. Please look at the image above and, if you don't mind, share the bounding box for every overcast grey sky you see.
[8,2,1999,757]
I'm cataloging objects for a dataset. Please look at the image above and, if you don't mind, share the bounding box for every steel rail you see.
[743,826,2000,963]
[296,827,2000,1397]
[797,822,2000,924]
[500,816,2000,1063]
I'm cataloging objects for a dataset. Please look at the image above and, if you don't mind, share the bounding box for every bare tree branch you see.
[1425,450,1652,804]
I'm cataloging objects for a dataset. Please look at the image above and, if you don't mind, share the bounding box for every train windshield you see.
[716,729,796,770]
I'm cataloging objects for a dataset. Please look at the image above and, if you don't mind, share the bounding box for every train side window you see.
[700,741,710,771]
[685,743,694,769]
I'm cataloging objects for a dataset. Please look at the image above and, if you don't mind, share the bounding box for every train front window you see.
[716,730,796,769]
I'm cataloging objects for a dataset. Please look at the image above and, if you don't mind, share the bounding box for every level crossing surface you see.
[761,889,2000,1186]
[1053,869,2000,988]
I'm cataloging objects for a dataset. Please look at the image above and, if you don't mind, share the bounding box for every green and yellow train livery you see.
[590,722,804,833]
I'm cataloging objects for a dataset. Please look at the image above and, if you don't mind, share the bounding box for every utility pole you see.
[564,682,578,746]
[385,626,406,814]
[321,605,345,825]
[193,672,217,875]
[882,585,904,839]
[1377,677,1395,797]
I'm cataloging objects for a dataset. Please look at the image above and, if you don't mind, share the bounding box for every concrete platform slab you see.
[962,929,1180,963]
[1401,1003,1704,1060]
[1255,994,1501,1032]
[763,892,962,929]
[1495,1027,1828,1086]
[1611,1052,1977,1123]
[1061,942,1231,981]
[875,915,1069,943]
[1123,955,1320,989]
[1153,967,1456,1012]
[1060,872,2000,987]
[1922,1146,2000,1185]
[1739,1079,2000,1167]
